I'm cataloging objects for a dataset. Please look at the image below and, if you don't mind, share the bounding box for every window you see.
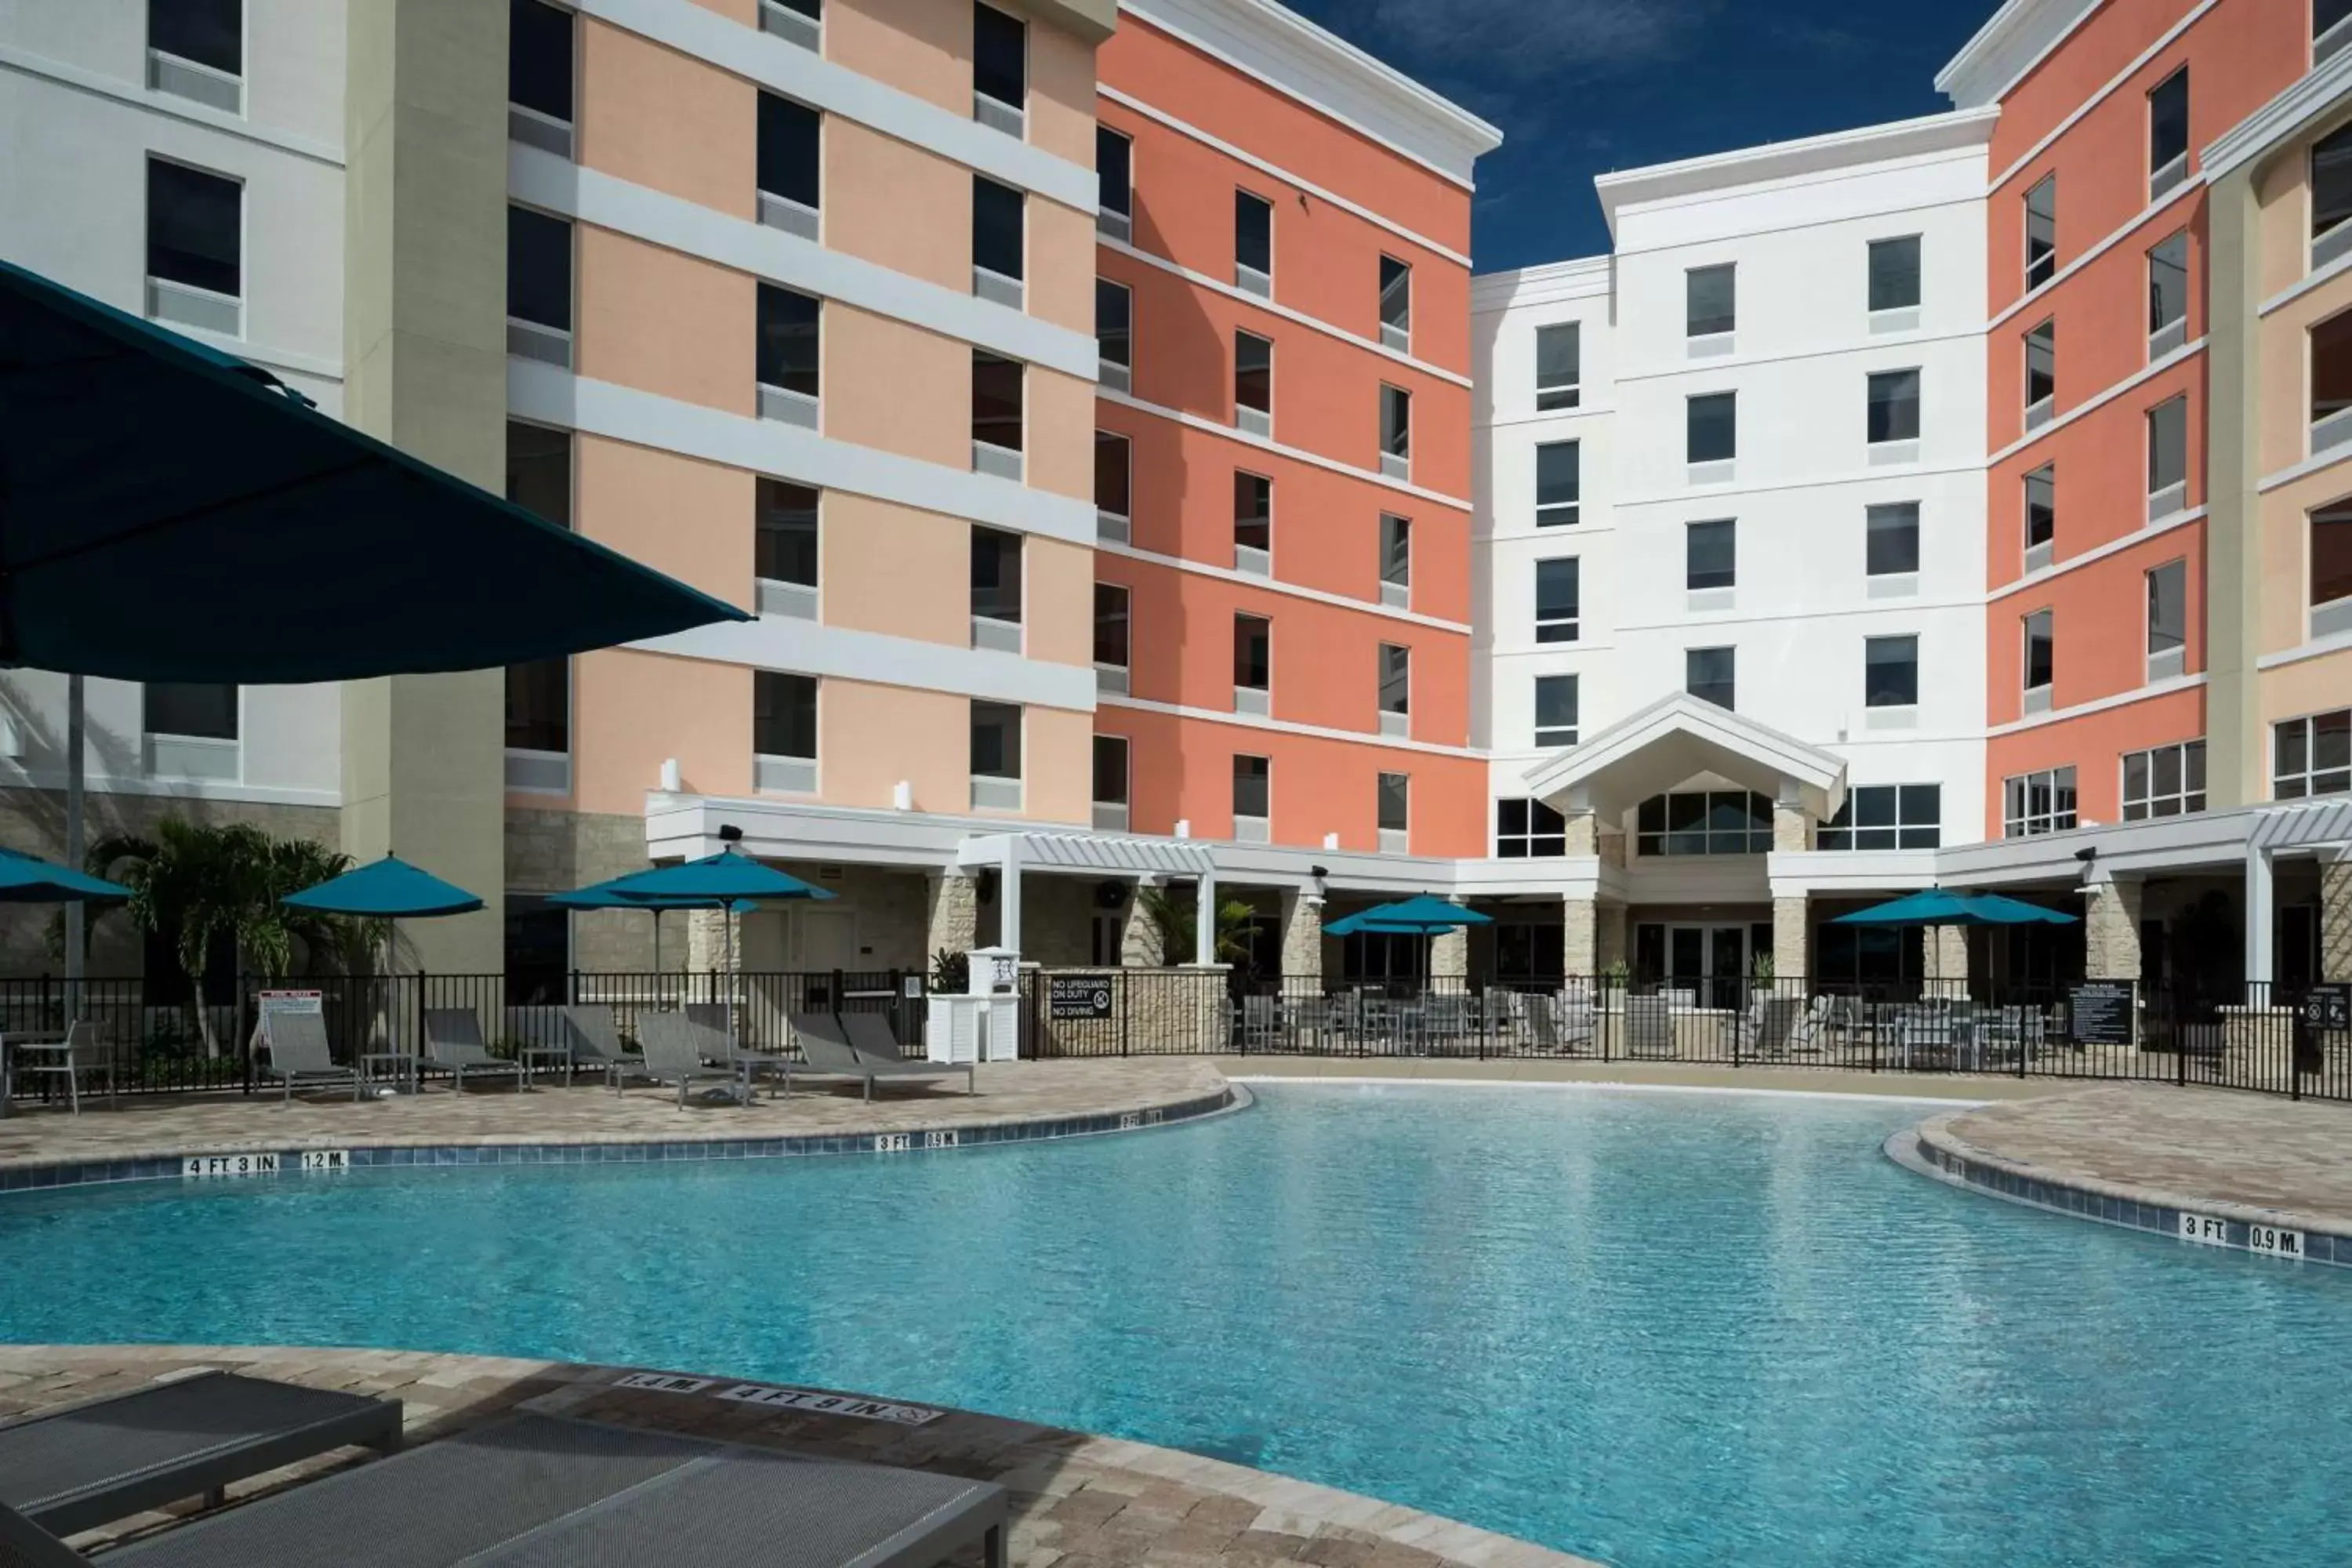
[1096,278,1131,392]
[2003,766,2078,837]
[1377,643,1410,735]
[971,349,1023,473]
[1095,430,1131,536]
[971,702,1022,805]
[2149,67,2190,198]
[1535,441,1581,526]
[2313,502,2352,637]
[2024,173,2057,290]
[1235,330,1272,434]
[1686,646,1735,710]
[2024,319,2055,426]
[1534,673,1577,748]
[508,0,572,153]
[2147,230,2189,356]
[1687,392,1736,464]
[1377,773,1410,844]
[1497,797,1568,858]
[755,283,820,423]
[1097,125,1132,242]
[1534,557,1579,644]
[1235,190,1273,296]
[151,0,241,109]
[1233,471,1272,572]
[1686,518,1736,591]
[971,2,1025,127]
[1380,384,1411,477]
[1093,735,1129,808]
[1867,236,1921,313]
[1865,635,1918,708]
[2147,394,2187,514]
[757,92,820,236]
[2024,464,2056,568]
[506,419,572,527]
[1817,785,1941,851]
[1094,583,1130,686]
[2023,608,2055,706]
[506,202,572,364]
[1232,755,1271,838]
[1686,264,1735,338]
[2313,309,2352,457]
[2122,741,2205,819]
[755,479,819,616]
[2314,121,2352,263]
[760,0,822,50]
[1866,503,1919,577]
[1379,513,1412,606]
[145,682,238,741]
[1378,256,1411,351]
[970,526,1023,646]
[1233,613,1270,698]
[2274,708,2352,798]
[147,158,241,333]
[1867,368,1921,445]
[753,671,817,764]
[972,175,1025,303]
[1535,322,1581,410]
[506,423,572,764]
[2324,0,2352,60]
[1637,791,1770,857]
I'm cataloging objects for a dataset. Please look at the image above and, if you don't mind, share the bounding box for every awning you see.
[1523,691,1847,823]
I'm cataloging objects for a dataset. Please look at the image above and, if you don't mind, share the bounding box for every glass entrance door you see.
[1663,924,1747,1009]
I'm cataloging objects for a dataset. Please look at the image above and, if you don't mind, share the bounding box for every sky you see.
[1273,0,2001,274]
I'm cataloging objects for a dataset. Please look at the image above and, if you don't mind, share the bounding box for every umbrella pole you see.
[63,675,84,1025]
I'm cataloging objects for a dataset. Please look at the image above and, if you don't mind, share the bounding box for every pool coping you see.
[0,1082,1246,1197]
[1891,1110,2352,1269]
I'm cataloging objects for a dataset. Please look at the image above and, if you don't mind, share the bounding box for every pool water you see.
[3,1084,2347,1567]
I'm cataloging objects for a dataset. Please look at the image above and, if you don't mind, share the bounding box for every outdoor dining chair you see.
[1,1021,100,1115]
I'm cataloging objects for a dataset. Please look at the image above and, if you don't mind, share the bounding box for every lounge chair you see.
[1,1411,1007,1568]
[257,1012,365,1104]
[841,1009,919,1064]
[419,1009,528,1094]
[1625,993,1676,1058]
[0,1370,401,1540]
[633,1011,746,1109]
[789,1018,974,1101]
[1738,995,1802,1059]
[563,1004,654,1092]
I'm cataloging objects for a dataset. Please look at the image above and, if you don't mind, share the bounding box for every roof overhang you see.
[2203,45,2352,185]
[956,830,1218,879]
[1522,693,1847,824]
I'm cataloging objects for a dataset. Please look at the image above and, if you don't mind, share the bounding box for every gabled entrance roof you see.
[1521,692,1848,822]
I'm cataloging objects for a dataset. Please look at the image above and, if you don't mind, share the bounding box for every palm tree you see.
[1134,885,1257,969]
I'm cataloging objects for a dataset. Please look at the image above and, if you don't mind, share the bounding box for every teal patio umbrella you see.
[546,884,757,975]
[1831,888,2078,988]
[283,855,486,1088]
[1323,895,1493,937]
[0,848,132,905]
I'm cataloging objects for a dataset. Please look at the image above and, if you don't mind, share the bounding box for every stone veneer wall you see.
[506,808,660,972]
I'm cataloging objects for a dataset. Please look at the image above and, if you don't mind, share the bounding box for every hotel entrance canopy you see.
[1521,692,1849,824]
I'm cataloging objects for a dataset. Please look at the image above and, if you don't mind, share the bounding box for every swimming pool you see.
[2,1083,2344,1566]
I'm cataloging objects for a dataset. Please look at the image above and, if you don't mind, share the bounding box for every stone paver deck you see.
[0,1058,1230,1171]
[1923,1083,2352,1232]
[0,1345,1597,1568]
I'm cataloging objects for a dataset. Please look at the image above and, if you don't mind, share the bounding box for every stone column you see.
[1772,895,1808,983]
[1931,926,1969,988]
[1279,888,1323,982]
[924,870,977,960]
[2323,851,2352,984]
[1429,925,1468,982]
[1563,895,1598,976]
[1564,811,1597,855]
[1772,798,1809,852]
[2084,877,2144,982]
[1121,878,1165,967]
[1595,902,1628,972]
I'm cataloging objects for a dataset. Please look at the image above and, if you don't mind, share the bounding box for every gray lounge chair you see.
[841,1009,918,1064]
[0,1370,401,1540]
[1626,993,1676,1058]
[789,1015,974,1101]
[257,1012,365,1103]
[0,1410,1005,1568]
[419,1009,528,1093]
[563,1004,654,1092]
[634,1011,746,1109]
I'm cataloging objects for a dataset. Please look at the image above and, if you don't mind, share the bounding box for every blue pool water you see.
[3,1084,2347,1567]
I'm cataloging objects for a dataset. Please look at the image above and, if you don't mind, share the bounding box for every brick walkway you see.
[0,1058,1229,1172]
[0,1345,1595,1568]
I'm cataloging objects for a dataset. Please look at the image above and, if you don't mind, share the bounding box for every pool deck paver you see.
[0,1345,1600,1568]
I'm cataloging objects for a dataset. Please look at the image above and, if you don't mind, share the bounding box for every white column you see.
[999,837,1023,956]
[1195,870,1217,966]
[2245,844,2274,988]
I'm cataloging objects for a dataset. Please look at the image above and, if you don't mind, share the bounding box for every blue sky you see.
[1275,0,1997,274]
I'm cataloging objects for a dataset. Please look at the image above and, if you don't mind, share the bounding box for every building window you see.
[2274,708,2352,798]
[1535,441,1580,527]
[2147,394,2188,514]
[1686,518,1735,590]
[1535,322,1581,410]
[1093,734,1129,809]
[2147,558,2187,680]
[2313,502,2352,637]
[2023,608,2054,705]
[505,203,572,366]
[508,0,572,152]
[2024,318,2055,426]
[1378,255,1411,351]
[1234,189,1274,296]
[1377,643,1410,735]
[972,349,1023,471]
[1095,430,1131,535]
[753,671,818,765]
[1235,330,1272,434]
[506,423,572,760]
[971,2,1026,125]
[2024,463,2056,569]
[1094,582,1130,683]
[1817,785,1941,851]
[2122,741,2205,819]
[1866,502,1919,577]
[1096,278,1131,392]
[970,526,1023,644]
[755,283,820,422]
[1867,235,1921,313]
[972,175,1025,302]
[506,419,571,527]
[1864,634,1918,708]
[1534,557,1579,644]
[1233,471,1272,573]
[504,894,570,1005]
[145,682,238,742]
[1097,125,1132,241]
[1376,771,1410,848]
[1534,673,1577,748]
[971,699,1022,785]
[2324,0,2352,60]
[2313,308,2352,458]
[2003,766,2078,837]
[1638,791,1770,857]
[1380,383,1412,477]
[1686,646,1735,710]
[757,92,820,234]
[151,0,241,80]
[1686,263,1735,338]
[2314,121,2352,261]
[755,479,819,615]
[2149,66,2190,198]
[1232,754,1271,838]
[1379,513,1412,606]
[2147,230,2189,356]
[1496,798,1568,858]
[1233,613,1270,698]
[760,0,822,49]
[1867,368,1921,445]
[1687,392,1736,464]
[145,158,242,335]
[2024,173,2057,290]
